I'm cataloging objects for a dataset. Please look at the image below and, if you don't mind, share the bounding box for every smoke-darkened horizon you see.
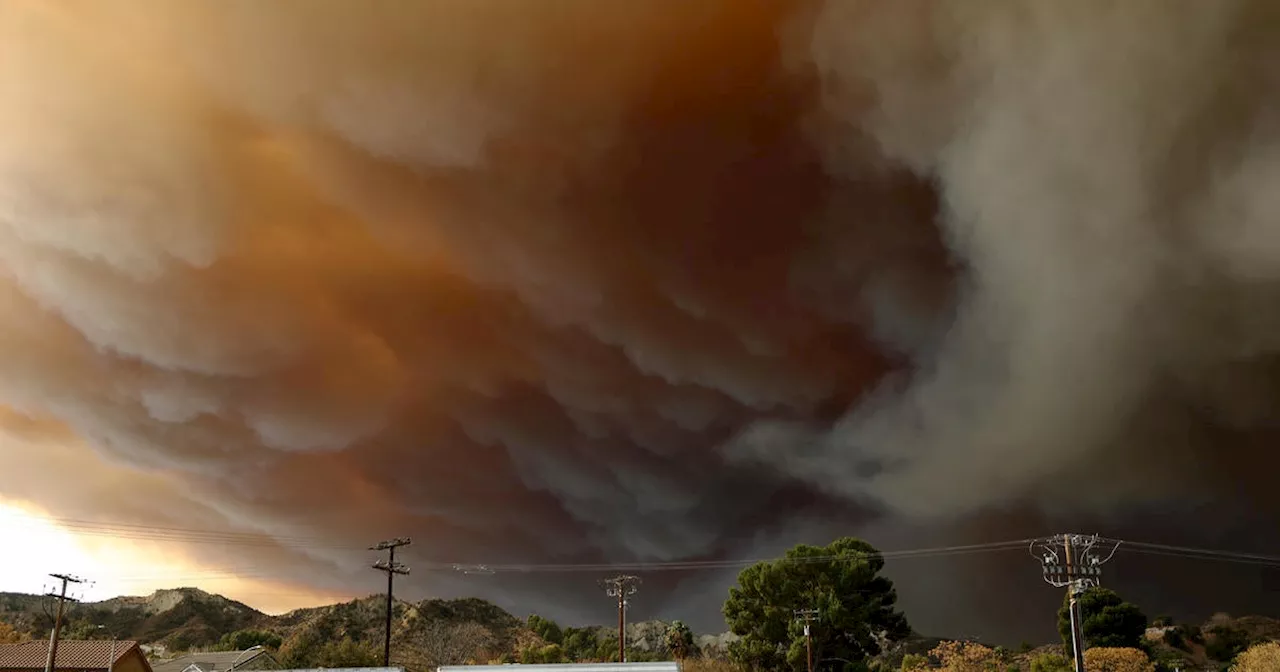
[2,0,1279,643]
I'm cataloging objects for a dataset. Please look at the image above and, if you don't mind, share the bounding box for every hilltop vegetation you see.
[1,538,1277,672]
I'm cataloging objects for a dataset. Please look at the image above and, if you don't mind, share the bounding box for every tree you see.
[1232,641,1280,672]
[913,641,1000,672]
[218,629,283,652]
[1081,647,1154,672]
[1030,653,1071,672]
[562,627,597,661]
[276,632,319,669]
[723,537,911,671]
[315,637,381,668]
[666,621,696,660]
[595,634,621,662]
[528,614,564,646]
[1206,624,1254,662]
[900,654,928,671]
[0,622,27,644]
[1058,588,1147,650]
[520,644,568,664]
[399,621,496,669]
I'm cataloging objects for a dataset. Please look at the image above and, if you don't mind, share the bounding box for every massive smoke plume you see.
[2,0,1279,640]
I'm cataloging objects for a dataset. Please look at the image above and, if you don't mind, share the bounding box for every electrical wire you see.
[7,512,366,550]
[424,539,1034,574]
[1118,545,1280,568]
[14,507,1280,578]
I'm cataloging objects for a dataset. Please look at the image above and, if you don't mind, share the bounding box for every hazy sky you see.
[2,0,1279,643]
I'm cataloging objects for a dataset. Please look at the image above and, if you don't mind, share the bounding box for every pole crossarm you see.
[1030,533,1120,590]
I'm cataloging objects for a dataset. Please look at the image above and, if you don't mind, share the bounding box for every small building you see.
[439,664,680,672]
[151,649,277,672]
[0,640,152,672]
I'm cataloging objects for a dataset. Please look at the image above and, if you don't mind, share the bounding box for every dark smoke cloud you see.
[2,0,1279,642]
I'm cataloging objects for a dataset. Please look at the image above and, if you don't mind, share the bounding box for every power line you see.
[6,510,1037,563]
[1119,547,1280,568]
[7,512,364,550]
[370,538,411,668]
[1119,541,1280,566]
[442,539,1032,574]
[14,514,1280,580]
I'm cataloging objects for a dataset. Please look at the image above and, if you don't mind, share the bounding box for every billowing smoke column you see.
[2,0,1279,640]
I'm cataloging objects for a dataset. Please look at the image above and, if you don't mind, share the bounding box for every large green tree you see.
[723,537,911,671]
[1057,587,1147,651]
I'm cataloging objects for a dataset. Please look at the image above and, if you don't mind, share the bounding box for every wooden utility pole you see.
[370,538,411,667]
[794,609,819,672]
[1063,538,1086,672]
[1031,534,1118,672]
[43,574,83,672]
[600,575,640,662]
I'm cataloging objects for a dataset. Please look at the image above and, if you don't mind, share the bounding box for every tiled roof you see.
[150,649,272,672]
[0,640,144,671]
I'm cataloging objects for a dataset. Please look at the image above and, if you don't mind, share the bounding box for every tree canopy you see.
[218,629,283,652]
[904,641,1001,672]
[723,537,910,671]
[0,622,25,644]
[1080,647,1154,672]
[1057,588,1147,650]
[527,615,563,646]
[1231,641,1280,672]
[665,621,696,660]
[1030,652,1071,672]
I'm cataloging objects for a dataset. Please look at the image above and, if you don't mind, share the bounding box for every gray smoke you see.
[1,0,1278,641]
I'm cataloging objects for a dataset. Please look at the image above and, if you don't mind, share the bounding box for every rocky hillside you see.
[1,588,268,653]
[0,588,734,669]
[0,588,530,665]
[6,588,1277,672]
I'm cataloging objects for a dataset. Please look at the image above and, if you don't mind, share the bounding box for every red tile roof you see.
[0,640,146,672]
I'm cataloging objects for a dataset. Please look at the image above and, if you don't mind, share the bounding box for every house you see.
[0,640,152,672]
[151,649,277,672]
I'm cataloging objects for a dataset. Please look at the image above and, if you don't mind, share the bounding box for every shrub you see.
[1030,653,1071,672]
[1081,647,1155,672]
[1231,641,1280,672]
[1206,625,1254,662]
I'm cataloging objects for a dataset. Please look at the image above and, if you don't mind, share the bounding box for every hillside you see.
[0,588,530,665]
[0,587,739,668]
[4,588,1279,672]
[0,588,645,669]
[1,588,268,653]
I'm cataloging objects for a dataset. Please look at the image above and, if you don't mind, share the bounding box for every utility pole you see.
[1030,534,1120,672]
[95,626,117,672]
[794,609,819,672]
[370,538,411,668]
[43,574,83,672]
[600,575,640,663]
